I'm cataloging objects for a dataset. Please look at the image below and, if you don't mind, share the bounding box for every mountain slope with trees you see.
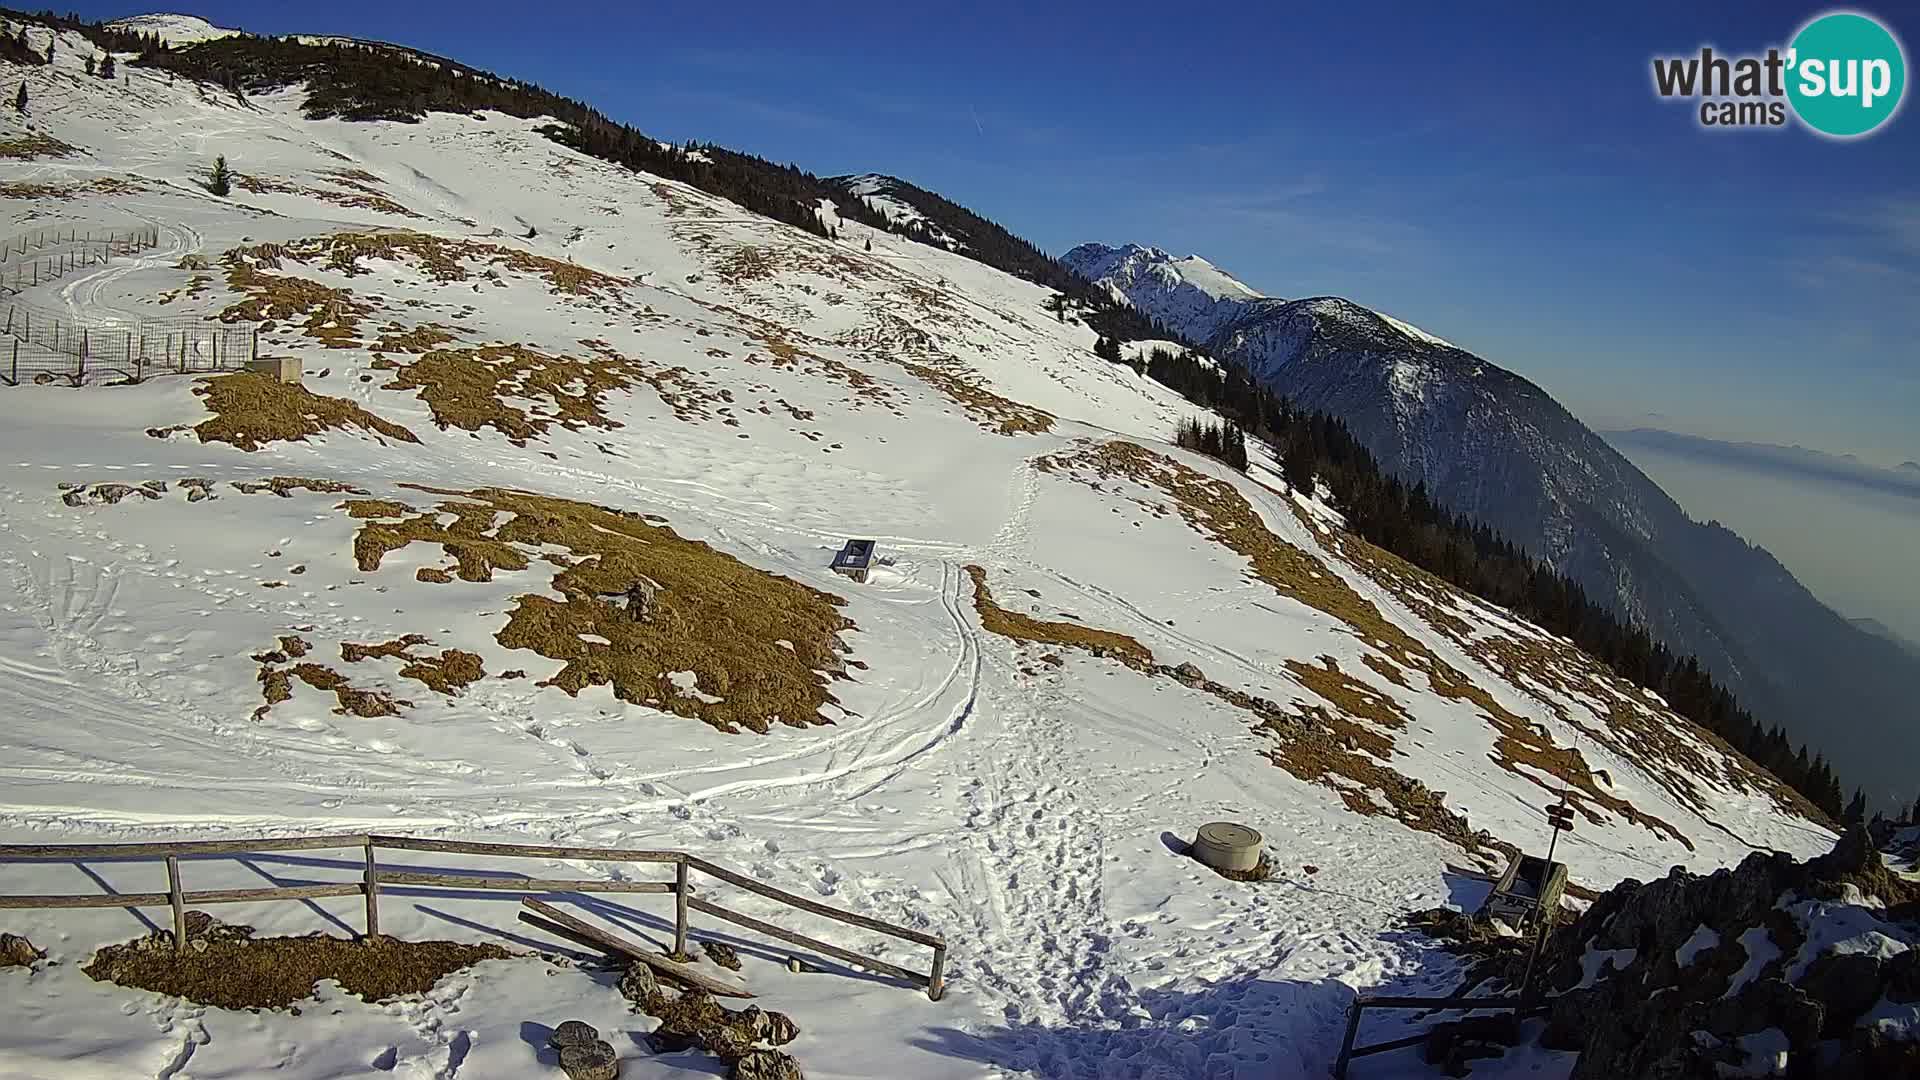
[1071,243,1920,812]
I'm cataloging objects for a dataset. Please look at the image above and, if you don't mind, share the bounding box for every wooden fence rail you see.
[0,833,946,1000]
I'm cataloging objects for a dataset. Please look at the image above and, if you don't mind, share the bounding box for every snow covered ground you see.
[0,24,1835,1079]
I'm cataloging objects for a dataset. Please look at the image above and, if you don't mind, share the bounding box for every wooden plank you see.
[377,870,673,894]
[519,897,753,999]
[673,857,689,957]
[0,834,369,860]
[685,856,942,948]
[1348,1031,1435,1059]
[166,855,185,954]
[1356,994,1531,1010]
[0,892,171,909]
[928,943,947,1002]
[362,838,380,939]
[182,884,365,904]
[688,896,928,988]
[370,835,678,864]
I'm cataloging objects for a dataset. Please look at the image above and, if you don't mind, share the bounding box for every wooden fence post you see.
[166,855,186,954]
[928,943,947,1001]
[10,340,17,386]
[673,856,690,958]
[362,838,380,938]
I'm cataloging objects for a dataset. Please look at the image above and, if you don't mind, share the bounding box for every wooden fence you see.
[0,833,947,1000]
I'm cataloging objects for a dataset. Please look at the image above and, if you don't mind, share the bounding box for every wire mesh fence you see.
[1,296,259,385]
[0,223,259,385]
[0,224,161,294]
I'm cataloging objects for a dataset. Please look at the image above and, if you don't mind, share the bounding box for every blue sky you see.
[80,1,1920,462]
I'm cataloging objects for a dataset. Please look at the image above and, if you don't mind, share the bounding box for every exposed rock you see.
[1172,661,1205,685]
[0,932,43,968]
[1520,827,1919,1078]
[702,939,742,971]
[730,1049,804,1080]
[741,1006,799,1046]
[558,1038,618,1080]
[616,961,658,1006]
[549,1019,601,1049]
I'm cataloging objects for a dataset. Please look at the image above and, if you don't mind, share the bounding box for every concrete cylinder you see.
[1193,821,1263,873]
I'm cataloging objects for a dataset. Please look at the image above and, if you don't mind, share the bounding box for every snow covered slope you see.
[1063,242,1262,341]
[102,12,239,45]
[1065,240,1920,815]
[0,30,1836,1080]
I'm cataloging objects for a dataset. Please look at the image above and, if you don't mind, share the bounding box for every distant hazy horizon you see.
[1610,434,1920,647]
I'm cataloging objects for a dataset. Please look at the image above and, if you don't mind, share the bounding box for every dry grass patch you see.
[714,245,777,284]
[182,372,418,452]
[341,635,486,695]
[0,133,75,159]
[1303,499,1818,830]
[579,338,733,424]
[348,487,856,734]
[84,916,511,1010]
[377,342,642,445]
[900,358,1054,435]
[1036,441,1686,852]
[157,274,214,305]
[340,498,415,520]
[221,244,375,347]
[963,565,1153,667]
[232,477,368,498]
[294,231,627,301]
[371,321,461,354]
[235,172,424,219]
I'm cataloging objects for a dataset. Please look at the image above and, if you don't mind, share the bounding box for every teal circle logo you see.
[1787,11,1907,137]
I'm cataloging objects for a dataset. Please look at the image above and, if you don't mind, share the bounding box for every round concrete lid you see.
[1196,821,1262,850]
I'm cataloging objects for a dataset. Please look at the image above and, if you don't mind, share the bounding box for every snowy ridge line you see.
[0,829,950,996]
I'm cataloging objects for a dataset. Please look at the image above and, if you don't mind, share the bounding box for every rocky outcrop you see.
[1531,828,1919,1078]
[616,961,801,1075]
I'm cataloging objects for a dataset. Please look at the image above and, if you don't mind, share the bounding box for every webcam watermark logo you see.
[1651,10,1906,138]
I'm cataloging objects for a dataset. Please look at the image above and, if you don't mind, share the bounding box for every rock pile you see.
[1530,828,1919,1078]
[617,961,802,1079]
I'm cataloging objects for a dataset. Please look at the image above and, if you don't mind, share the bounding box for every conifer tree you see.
[206,154,232,196]
[84,54,94,76]
[98,53,114,79]
[12,82,24,113]
[1845,788,1868,827]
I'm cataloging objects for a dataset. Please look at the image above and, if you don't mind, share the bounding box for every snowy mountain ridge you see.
[0,16,1856,1079]
[100,11,238,45]
[1067,239,1920,814]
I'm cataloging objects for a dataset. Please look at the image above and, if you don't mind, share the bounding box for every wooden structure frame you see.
[1483,852,1568,929]
[1332,993,1549,1077]
[0,833,946,1000]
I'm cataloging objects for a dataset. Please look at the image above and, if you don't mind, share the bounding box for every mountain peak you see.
[103,12,240,45]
